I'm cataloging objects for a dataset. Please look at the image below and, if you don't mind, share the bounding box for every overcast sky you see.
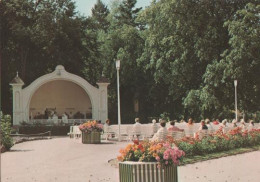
[74,0,152,16]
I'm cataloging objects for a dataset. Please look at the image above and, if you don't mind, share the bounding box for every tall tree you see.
[114,0,142,27]
[137,0,257,119]
[1,0,100,113]
[200,3,260,119]
[91,0,110,32]
[94,0,147,123]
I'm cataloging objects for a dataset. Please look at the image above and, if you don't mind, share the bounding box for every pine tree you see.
[116,0,142,27]
[91,0,110,31]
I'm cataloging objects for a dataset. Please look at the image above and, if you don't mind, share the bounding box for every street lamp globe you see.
[116,60,120,70]
[234,80,237,87]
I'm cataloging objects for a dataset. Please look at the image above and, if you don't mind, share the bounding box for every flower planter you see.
[119,161,178,182]
[82,131,101,144]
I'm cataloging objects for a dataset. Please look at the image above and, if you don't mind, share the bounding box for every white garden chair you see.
[74,126,81,139]
[67,126,74,138]
[168,131,185,140]
[198,130,209,139]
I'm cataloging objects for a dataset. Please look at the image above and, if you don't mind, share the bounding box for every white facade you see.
[10,65,109,125]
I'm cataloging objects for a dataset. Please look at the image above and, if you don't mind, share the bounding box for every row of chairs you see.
[104,126,155,141]
[67,125,214,141]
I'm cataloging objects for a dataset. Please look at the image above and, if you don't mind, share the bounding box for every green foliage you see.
[91,0,110,31]
[160,112,170,122]
[1,0,259,124]
[1,0,100,112]
[137,0,259,120]
[200,2,260,118]
[177,142,195,156]
[115,0,142,27]
[1,114,14,150]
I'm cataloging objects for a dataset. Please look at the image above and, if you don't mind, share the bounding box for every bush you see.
[1,114,14,150]
[178,141,194,156]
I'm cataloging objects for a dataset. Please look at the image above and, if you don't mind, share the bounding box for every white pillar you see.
[96,82,110,123]
[10,77,24,126]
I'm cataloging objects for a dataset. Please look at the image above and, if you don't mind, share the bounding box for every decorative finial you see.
[17,71,19,77]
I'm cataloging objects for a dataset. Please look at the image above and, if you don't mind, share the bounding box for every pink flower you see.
[163,153,169,160]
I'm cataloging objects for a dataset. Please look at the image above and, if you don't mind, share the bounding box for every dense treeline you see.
[1,0,259,124]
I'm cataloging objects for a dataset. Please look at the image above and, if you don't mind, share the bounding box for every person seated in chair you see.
[248,120,255,131]
[133,118,142,139]
[240,119,247,132]
[104,119,113,140]
[205,119,214,132]
[221,119,229,133]
[151,119,158,136]
[198,120,208,131]
[185,118,196,137]
[195,120,208,139]
[168,120,184,132]
[151,120,168,142]
[213,119,220,125]
[231,119,238,128]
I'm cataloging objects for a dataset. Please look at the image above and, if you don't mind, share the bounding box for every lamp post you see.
[234,80,238,121]
[116,60,121,141]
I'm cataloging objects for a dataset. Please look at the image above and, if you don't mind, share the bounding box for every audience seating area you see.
[68,122,260,141]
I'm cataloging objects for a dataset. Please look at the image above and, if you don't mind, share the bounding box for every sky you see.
[74,0,152,17]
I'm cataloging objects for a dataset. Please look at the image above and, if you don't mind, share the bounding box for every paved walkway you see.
[178,151,260,182]
[2,137,260,182]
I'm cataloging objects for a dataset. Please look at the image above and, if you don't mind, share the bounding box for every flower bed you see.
[117,127,260,181]
[117,128,260,161]
[174,127,260,156]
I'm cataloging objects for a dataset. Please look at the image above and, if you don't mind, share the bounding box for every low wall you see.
[19,126,70,136]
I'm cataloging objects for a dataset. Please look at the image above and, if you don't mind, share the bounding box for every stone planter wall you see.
[82,131,101,144]
[119,161,178,182]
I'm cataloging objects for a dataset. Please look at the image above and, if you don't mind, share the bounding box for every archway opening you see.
[29,80,92,120]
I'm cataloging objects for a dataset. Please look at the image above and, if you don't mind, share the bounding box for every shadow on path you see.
[9,149,34,152]
[82,142,115,145]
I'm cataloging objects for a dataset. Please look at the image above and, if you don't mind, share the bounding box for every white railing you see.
[27,119,93,125]
[107,122,260,139]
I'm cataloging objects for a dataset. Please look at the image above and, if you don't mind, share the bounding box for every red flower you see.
[133,140,139,145]
[138,144,145,152]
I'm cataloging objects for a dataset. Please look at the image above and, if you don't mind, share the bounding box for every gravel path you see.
[1,137,260,182]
